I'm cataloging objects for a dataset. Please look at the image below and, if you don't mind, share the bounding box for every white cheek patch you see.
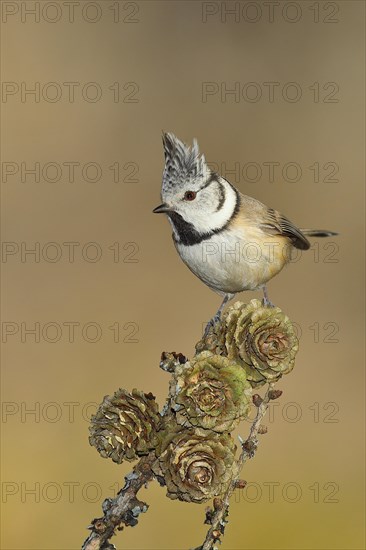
[192,179,238,234]
[167,217,179,240]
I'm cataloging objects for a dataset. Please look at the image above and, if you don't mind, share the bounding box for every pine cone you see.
[195,319,226,355]
[197,300,298,387]
[89,389,160,464]
[153,428,238,503]
[171,351,252,432]
[225,300,299,386]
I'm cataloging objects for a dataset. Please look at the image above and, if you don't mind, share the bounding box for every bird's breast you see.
[175,226,289,294]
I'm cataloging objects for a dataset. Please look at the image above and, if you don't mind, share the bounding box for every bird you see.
[153,133,337,333]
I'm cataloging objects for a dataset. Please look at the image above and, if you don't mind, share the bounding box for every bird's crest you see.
[161,133,208,192]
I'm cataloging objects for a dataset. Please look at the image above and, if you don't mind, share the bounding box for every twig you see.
[199,382,277,550]
[82,453,156,550]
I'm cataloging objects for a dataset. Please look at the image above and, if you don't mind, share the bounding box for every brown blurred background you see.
[1,1,365,549]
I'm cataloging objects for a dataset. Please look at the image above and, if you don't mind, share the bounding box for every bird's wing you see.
[236,192,310,251]
[259,207,310,250]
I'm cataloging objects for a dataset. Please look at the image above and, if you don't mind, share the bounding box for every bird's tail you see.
[300,229,338,238]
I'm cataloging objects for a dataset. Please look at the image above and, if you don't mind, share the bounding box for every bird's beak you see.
[153,203,172,214]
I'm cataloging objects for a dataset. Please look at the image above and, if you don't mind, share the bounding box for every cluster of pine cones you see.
[89,299,298,503]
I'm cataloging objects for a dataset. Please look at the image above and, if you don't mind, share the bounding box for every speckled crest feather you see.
[162,133,207,192]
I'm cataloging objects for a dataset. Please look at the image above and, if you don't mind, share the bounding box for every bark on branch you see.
[82,453,156,550]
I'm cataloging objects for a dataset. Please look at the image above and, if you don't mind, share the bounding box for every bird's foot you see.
[203,312,221,338]
[262,286,275,308]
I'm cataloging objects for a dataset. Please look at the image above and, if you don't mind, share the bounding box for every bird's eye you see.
[184,191,196,201]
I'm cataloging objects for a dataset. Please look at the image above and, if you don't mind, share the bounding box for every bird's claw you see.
[262,297,275,308]
[262,286,275,308]
[203,313,221,338]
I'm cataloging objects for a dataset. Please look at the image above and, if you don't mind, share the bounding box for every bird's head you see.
[153,133,233,234]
